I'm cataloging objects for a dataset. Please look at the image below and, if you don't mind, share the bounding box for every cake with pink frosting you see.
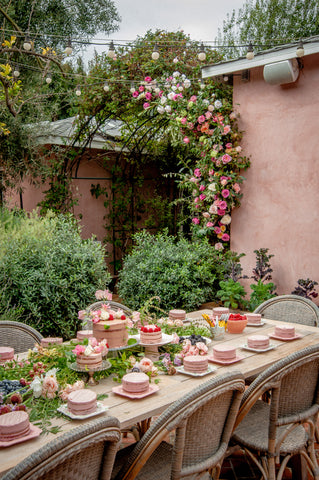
[247,335,269,350]
[274,325,295,338]
[76,352,102,369]
[0,411,30,442]
[0,347,14,363]
[67,389,97,416]
[169,309,186,322]
[183,356,208,374]
[140,325,162,344]
[41,337,63,347]
[246,313,262,325]
[213,345,237,361]
[76,330,93,341]
[121,372,150,394]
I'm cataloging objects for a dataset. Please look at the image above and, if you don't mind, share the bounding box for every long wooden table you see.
[1,312,319,477]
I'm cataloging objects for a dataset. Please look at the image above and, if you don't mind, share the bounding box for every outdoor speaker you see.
[263,59,299,85]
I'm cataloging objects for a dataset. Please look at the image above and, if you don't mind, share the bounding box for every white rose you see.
[208,183,216,192]
[209,205,218,214]
[214,100,222,109]
[173,71,180,77]
[30,376,43,398]
[165,105,172,113]
[220,214,232,225]
[168,92,175,100]
[84,345,94,356]
[208,104,215,112]
[100,309,109,320]
[157,106,165,114]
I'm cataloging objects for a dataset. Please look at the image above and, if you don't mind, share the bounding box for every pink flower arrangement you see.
[72,337,109,357]
[95,289,112,301]
[59,380,85,402]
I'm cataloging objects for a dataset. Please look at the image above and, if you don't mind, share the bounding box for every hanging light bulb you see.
[296,40,304,57]
[65,38,73,56]
[223,75,229,82]
[13,65,20,78]
[198,43,206,62]
[246,42,254,60]
[151,43,159,60]
[103,81,110,92]
[107,41,115,58]
[130,82,135,94]
[45,73,52,84]
[23,34,32,51]
[75,85,81,96]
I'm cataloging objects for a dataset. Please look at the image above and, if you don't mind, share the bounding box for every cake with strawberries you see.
[0,411,30,442]
[67,389,97,416]
[183,355,208,374]
[76,352,102,369]
[212,345,237,362]
[274,325,295,338]
[0,347,14,363]
[247,334,270,350]
[41,337,63,347]
[121,372,150,394]
[92,305,129,349]
[140,325,162,344]
[246,313,262,325]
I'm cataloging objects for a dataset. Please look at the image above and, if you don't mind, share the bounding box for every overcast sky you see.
[83,0,245,63]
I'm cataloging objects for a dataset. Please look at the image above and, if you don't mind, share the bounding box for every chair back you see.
[0,321,43,353]
[254,294,319,326]
[2,416,121,480]
[87,301,132,317]
[114,371,245,480]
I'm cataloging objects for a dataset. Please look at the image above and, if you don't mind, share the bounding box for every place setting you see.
[112,372,160,399]
[241,334,277,353]
[176,355,217,377]
[58,389,108,420]
[269,325,302,341]
[208,344,245,365]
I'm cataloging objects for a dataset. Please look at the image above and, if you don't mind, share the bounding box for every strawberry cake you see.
[212,345,237,362]
[76,330,93,341]
[41,337,63,347]
[169,309,186,322]
[76,352,102,369]
[183,355,208,374]
[274,325,295,338]
[67,389,97,416]
[0,347,14,363]
[121,372,150,394]
[140,325,162,344]
[0,411,30,442]
[247,335,270,350]
[246,313,262,325]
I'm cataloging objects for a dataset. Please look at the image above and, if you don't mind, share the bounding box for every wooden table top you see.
[1,312,319,476]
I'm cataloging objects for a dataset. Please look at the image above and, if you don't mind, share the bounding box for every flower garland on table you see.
[131,73,250,248]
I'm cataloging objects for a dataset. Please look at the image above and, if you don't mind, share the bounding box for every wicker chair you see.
[111,371,245,480]
[254,294,319,326]
[2,416,121,480]
[231,344,319,480]
[0,321,43,353]
[87,301,132,316]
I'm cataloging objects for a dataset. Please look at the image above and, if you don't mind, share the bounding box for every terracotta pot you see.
[227,318,248,334]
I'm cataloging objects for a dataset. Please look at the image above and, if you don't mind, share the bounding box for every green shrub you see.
[248,280,277,312]
[0,208,111,338]
[117,230,228,312]
[216,279,247,310]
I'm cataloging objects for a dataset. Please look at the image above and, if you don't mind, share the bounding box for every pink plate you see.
[207,354,244,365]
[0,423,41,448]
[112,384,159,399]
[269,333,302,341]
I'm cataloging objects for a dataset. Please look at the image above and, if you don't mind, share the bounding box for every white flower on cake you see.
[100,309,110,321]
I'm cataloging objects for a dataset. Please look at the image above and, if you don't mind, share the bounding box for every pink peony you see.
[139,357,153,373]
[72,344,86,356]
[42,376,59,399]
[221,233,230,242]
[222,189,230,198]
[199,185,205,191]
[197,342,208,355]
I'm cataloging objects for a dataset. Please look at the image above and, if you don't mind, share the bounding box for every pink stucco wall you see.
[231,53,319,302]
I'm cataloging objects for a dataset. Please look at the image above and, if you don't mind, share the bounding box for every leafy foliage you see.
[291,278,318,300]
[117,230,230,312]
[0,208,111,338]
[249,280,277,311]
[217,279,247,310]
[251,248,275,283]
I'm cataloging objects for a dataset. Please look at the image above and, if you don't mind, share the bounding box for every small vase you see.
[210,324,225,341]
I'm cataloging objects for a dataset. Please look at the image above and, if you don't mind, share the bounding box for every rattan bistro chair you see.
[111,371,245,480]
[231,344,319,480]
[2,416,121,480]
[87,301,132,317]
[254,295,319,326]
[0,321,43,353]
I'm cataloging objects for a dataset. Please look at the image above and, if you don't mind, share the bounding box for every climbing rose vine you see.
[132,72,250,249]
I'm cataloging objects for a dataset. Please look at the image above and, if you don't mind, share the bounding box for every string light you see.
[296,40,304,57]
[23,34,32,51]
[13,65,20,77]
[75,85,81,96]
[151,43,159,60]
[198,43,206,62]
[246,42,254,60]
[103,81,110,92]
[129,82,135,94]
[107,41,115,58]
[45,72,52,84]
[65,39,73,56]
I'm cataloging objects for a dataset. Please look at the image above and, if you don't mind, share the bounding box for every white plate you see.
[241,344,277,353]
[176,365,217,377]
[57,401,108,420]
[246,321,266,327]
[131,333,174,347]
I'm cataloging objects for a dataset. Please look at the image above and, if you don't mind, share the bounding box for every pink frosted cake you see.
[183,356,208,374]
[121,372,150,394]
[0,347,14,363]
[0,411,30,442]
[247,335,269,350]
[246,313,262,325]
[274,325,295,338]
[41,337,63,347]
[93,319,128,349]
[76,352,102,369]
[169,309,186,322]
[67,389,97,416]
[213,345,237,361]
[140,325,162,344]
[213,307,229,317]
[76,330,93,340]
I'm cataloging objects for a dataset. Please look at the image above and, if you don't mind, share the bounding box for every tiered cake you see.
[91,305,129,349]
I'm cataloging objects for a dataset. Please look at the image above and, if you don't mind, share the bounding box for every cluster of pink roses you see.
[132,72,249,247]
[30,368,59,400]
[72,337,109,357]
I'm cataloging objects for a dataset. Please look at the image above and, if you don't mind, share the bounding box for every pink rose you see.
[202,212,210,218]
[192,217,200,225]
[222,154,232,164]
[139,357,153,373]
[215,242,224,251]
[194,168,201,178]
[219,201,227,210]
[196,342,208,354]
[233,183,241,193]
[206,222,214,227]
[226,143,232,148]
[198,115,205,124]
[221,233,230,242]
[143,102,150,109]
[199,194,206,201]
[205,111,212,119]
[145,92,152,100]
[223,125,231,134]
[72,345,86,356]
[214,226,221,234]
[183,137,190,143]
[144,76,152,82]
[187,346,199,356]
[199,185,205,191]
[190,95,197,102]
[217,209,226,216]
[187,122,194,129]
[138,86,145,92]
[132,311,140,323]
[171,333,180,344]
[78,310,87,320]
[132,91,139,98]
[222,189,230,198]
[181,117,187,125]
[209,169,214,175]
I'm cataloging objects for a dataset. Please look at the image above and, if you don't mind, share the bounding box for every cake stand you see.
[107,337,140,358]
[131,333,174,361]
[68,359,112,386]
